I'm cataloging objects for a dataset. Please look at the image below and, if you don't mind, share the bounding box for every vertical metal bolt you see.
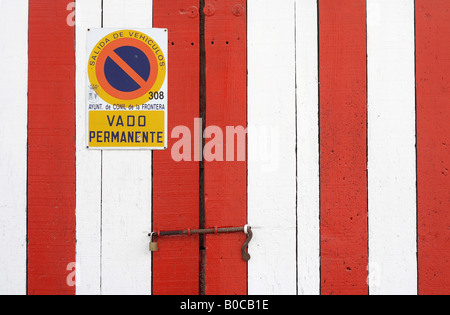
[232,4,244,17]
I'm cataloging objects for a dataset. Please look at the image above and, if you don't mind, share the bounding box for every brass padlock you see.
[149,233,159,252]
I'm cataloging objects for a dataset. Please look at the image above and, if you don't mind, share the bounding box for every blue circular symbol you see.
[104,46,151,93]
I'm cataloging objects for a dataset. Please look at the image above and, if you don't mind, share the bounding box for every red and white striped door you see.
[0,0,448,295]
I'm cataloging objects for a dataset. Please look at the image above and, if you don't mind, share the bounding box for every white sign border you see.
[86,28,168,151]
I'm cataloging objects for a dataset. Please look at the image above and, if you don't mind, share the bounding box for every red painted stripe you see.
[28,0,76,295]
[416,0,450,295]
[153,0,201,295]
[204,0,248,295]
[319,0,368,295]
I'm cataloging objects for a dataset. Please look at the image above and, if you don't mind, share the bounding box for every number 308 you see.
[148,91,165,100]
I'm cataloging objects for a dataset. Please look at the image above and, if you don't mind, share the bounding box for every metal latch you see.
[149,225,253,261]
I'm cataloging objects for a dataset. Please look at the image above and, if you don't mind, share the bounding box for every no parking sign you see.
[86,29,168,149]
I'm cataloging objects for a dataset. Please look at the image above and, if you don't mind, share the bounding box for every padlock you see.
[149,233,159,252]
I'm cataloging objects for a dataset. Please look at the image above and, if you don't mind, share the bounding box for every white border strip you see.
[295,0,320,296]
[367,0,417,295]
[0,0,29,295]
[248,0,298,295]
[75,0,103,295]
[100,0,153,295]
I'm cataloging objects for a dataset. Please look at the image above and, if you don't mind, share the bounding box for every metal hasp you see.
[149,225,253,262]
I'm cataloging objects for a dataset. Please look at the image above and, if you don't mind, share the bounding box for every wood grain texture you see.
[248,0,297,295]
[152,0,201,295]
[416,0,450,295]
[101,0,153,295]
[367,0,417,295]
[0,0,28,295]
[75,0,103,295]
[295,0,320,296]
[204,0,248,295]
[28,0,76,295]
[319,0,368,295]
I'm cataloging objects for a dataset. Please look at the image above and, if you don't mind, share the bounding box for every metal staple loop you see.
[149,225,253,262]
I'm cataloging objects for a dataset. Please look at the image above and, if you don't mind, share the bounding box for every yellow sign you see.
[87,28,168,149]
[89,111,165,148]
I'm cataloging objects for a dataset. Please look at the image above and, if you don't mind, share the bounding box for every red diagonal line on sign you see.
[108,51,147,88]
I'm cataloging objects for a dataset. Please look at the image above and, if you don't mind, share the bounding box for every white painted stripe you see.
[76,0,103,295]
[101,0,153,295]
[295,0,320,296]
[0,0,28,295]
[248,0,297,295]
[367,0,417,295]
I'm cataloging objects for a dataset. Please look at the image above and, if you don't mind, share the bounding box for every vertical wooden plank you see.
[319,0,368,295]
[367,0,417,295]
[0,0,28,295]
[75,0,103,295]
[203,0,248,295]
[101,0,153,295]
[28,0,76,295]
[416,0,450,295]
[153,0,200,295]
[295,0,320,296]
[248,0,297,295]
